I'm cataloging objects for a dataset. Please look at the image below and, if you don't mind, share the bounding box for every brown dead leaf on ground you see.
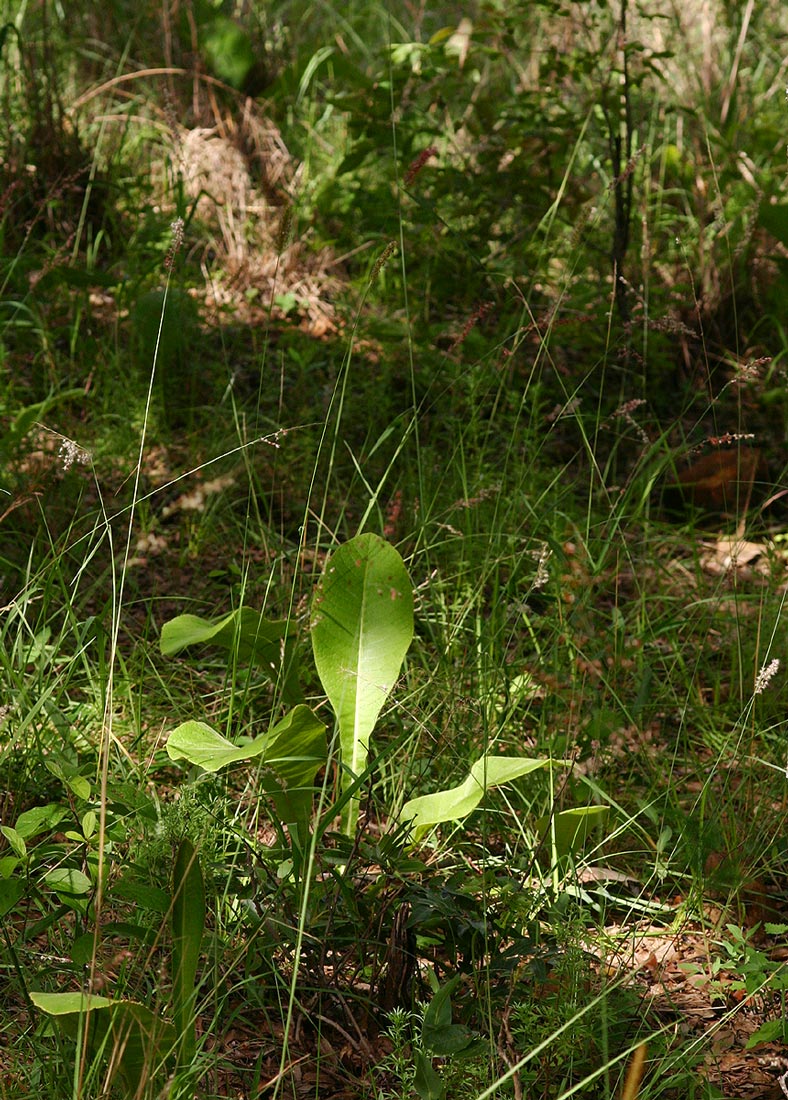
[587,919,788,1099]
[667,446,762,514]
[700,535,772,577]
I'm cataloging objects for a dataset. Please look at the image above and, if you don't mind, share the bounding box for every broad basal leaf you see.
[399,755,559,841]
[30,992,175,1094]
[171,839,205,1066]
[311,533,414,835]
[166,706,326,830]
[160,607,301,703]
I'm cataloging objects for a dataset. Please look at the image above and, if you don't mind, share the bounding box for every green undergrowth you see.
[2,1,788,1098]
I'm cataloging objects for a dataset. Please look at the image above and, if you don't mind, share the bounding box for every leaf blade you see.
[311,534,414,833]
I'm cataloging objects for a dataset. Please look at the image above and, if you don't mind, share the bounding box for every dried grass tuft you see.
[172,107,340,334]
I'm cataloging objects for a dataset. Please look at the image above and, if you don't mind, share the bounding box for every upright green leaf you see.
[414,1052,446,1100]
[536,805,610,860]
[311,534,414,835]
[421,974,475,1057]
[0,826,25,860]
[171,839,205,1067]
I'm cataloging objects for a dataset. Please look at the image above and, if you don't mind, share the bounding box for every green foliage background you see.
[1,1,788,1097]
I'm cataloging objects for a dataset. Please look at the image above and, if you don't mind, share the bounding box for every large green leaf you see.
[31,991,114,1015]
[311,534,414,835]
[160,607,302,704]
[13,803,68,838]
[166,705,326,831]
[30,991,175,1094]
[44,868,92,895]
[112,877,170,914]
[414,1051,446,1100]
[399,755,559,841]
[171,839,205,1067]
[422,974,476,1057]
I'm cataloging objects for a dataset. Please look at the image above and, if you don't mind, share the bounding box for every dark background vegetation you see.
[2,1,788,1098]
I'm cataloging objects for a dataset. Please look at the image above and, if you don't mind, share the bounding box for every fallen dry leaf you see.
[669,446,761,512]
[700,536,771,576]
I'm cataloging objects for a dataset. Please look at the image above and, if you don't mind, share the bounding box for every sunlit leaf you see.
[311,534,414,836]
[161,607,301,703]
[399,756,559,841]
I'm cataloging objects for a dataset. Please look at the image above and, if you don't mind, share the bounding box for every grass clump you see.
[2,2,788,1099]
